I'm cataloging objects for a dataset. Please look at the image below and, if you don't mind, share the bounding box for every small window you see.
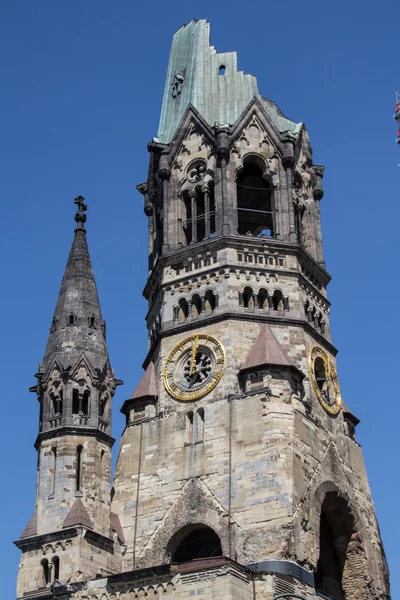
[68,314,75,326]
[257,288,269,310]
[76,445,83,493]
[272,290,284,313]
[88,316,96,328]
[52,556,60,581]
[72,389,80,414]
[41,559,50,585]
[243,287,254,310]
[278,258,284,266]
[50,447,57,497]
[82,390,90,415]
[191,294,202,318]
[219,65,226,75]
[204,290,216,313]
[178,298,189,321]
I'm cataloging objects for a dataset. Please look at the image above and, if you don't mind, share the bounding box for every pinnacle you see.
[42,197,108,374]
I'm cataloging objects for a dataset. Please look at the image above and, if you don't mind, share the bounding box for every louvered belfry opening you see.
[237,162,273,237]
[170,525,222,563]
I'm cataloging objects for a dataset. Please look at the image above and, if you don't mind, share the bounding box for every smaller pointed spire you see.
[42,197,107,373]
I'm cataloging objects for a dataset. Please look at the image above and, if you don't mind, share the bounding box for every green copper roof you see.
[156,20,301,144]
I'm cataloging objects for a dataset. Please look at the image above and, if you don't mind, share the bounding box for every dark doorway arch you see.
[168,524,222,563]
[315,491,356,600]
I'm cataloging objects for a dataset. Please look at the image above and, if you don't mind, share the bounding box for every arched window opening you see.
[50,447,57,497]
[51,391,63,417]
[204,290,216,313]
[169,525,222,563]
[68,314,76,326]
[72,389,80,414]
[219,65,226,75]
[237,162,273,236]
[88,315,96,328]
[315,492,355,600]
[178,298,189,321]
[257,288,269,310]
[41,559,50,586]
[182,183,215,245]
[272,290,284,313]
[191,294,202,318]
[243,287,254,310]
[52,556,60,581]
[82,390,90,415]
[76,445,83,493]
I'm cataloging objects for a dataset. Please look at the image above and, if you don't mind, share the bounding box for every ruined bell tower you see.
[111,19,390,599]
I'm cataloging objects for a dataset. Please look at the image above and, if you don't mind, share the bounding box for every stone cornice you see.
[143,235,331,300]
[34,426,115,450]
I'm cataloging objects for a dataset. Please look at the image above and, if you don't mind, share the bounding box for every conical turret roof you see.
[42,197,108,373]
[240,324,304,377]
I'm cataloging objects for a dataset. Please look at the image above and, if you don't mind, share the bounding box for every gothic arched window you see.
[236,161,273,236]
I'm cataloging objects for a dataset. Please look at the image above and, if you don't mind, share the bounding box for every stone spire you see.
[42,196,108,373]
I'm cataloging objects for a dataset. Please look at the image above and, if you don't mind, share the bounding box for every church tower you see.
[110,19,390,600]
[15,198,124,597]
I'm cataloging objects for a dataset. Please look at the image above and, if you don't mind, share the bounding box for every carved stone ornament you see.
[187,159,207,183]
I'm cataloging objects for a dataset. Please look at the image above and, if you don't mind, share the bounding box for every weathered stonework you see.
[16,19,389,600]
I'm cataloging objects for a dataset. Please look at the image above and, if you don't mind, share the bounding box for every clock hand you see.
[190,336,198,375]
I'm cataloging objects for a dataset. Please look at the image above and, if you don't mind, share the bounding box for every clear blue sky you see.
[1,1,399,597]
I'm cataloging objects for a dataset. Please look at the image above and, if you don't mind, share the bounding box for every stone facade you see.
[15,19,390,600]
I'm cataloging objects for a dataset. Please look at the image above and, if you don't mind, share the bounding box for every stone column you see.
[158,153,171,254]
[312,165,326,269]
[216,125,231,236]
[202,183,211,239]
[189,189,197,243]
[282,133,297,243]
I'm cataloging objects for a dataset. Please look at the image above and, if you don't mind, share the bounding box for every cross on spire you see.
[74,195,87,229]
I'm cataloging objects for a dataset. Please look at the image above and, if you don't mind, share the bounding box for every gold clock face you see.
[164,334,225,401]
[309,346,341,415]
